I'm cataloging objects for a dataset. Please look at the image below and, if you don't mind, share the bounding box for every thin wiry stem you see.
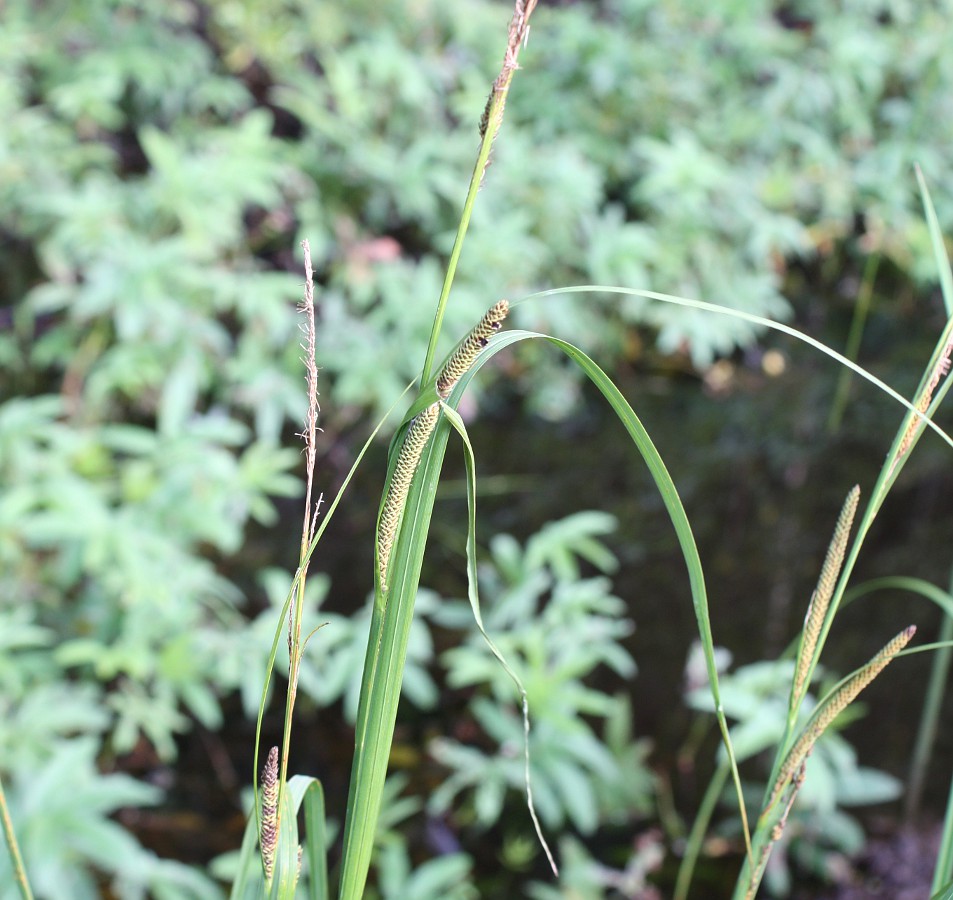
[0,772,33,900]
[418,0,537,387]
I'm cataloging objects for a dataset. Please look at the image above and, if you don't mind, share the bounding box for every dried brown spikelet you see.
[260,746,279,882]
[437,300,509,399]
[479,90,492,140]
[377,403,440,586]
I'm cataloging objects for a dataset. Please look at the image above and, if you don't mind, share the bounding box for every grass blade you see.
[338,414,452,900]
[441,401,558,875]
[303,780,328,900]
[523,287,953,453]
[918,167,953,318]
[453,329,752,860]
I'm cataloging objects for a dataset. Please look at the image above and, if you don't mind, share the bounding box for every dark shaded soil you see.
[812,821,942,900]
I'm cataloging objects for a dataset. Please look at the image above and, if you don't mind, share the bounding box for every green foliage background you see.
[1,0,953,895]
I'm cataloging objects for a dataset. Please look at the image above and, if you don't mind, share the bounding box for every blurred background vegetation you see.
[2,0,953,896]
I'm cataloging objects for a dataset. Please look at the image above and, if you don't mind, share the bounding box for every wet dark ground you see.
[813,822,941,899]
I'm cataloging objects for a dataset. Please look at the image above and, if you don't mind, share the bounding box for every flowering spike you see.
[377,403,440,586]
[260,746,279,882]
[436,300,509,399]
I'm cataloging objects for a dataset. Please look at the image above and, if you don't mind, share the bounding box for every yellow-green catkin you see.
[376,300,510,588]
[767,625,915,813]
[377,403,440,587]
[260,746,279,882]
[791,486,861,703]
[436,299,509,399]
[895,338,953,464]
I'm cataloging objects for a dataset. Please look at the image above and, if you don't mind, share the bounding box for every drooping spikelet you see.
[377,403,440,587]
[436,300,509,399]
[260,746,279,882]
[766,625,915,814]
[791,486,860,704]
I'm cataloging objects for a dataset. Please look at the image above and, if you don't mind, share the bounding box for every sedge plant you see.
[234,3,747,895]
[5,2,952,898]
[229,6,953,899]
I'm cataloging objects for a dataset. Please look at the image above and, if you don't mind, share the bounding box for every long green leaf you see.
[522,287,953,453]
[918,166,953,318]
[441,401,558,875]
[228,808,265,900]
[338,414,453,900]
[452,329,751,857]
[303,780,328,900]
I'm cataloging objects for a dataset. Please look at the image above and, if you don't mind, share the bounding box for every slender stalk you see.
[734,627,916,900]
[674,759,729,900]
[339,7,538,894]
[906,565,953,821]
[0,773,33,900]
[934,765,953,893]
[418,0,536,386]
[757,300,953,808]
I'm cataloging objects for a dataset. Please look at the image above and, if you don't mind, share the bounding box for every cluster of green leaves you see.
[429,512,652,838]
[217,513,656,899]
[0,1,304,892]
[511,0,953,362]
[201,0,953,408]
[8,0,948,429]
[0,396,288,896]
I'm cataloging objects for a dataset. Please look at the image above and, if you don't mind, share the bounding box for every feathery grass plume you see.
[298,240,320,514]
[767,625,915,814]
[274,241,324,837]
[260,746,279,883]
[287,240,322,666]
[894,337,953,465]
[437,299,509,399]
[791,486,861,705]
[377,403,440,587]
